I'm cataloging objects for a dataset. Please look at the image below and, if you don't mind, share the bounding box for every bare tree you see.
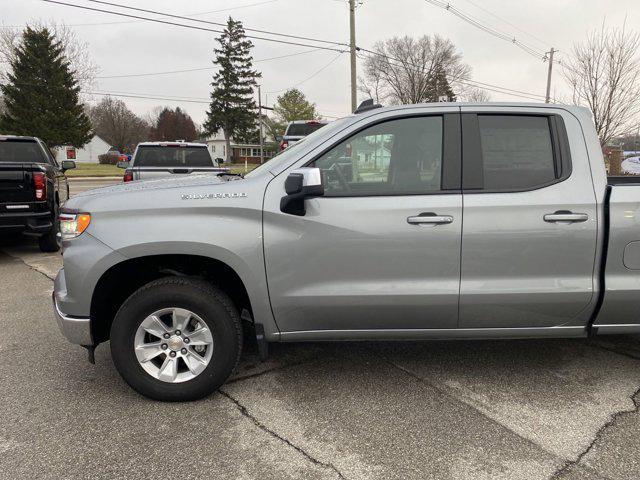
[359,35,472,105]
[89,96,149,153]
[459,88,491,102]
[0,21,98,90]
[562,24,640,146]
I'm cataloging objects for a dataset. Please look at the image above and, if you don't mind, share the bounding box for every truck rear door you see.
[458,106,598,330]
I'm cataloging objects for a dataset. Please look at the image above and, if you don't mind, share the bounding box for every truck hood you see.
[64,173,247,212]
[73,173,231,199]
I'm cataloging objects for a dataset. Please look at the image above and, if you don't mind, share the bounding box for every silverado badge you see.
[181,193,247,200]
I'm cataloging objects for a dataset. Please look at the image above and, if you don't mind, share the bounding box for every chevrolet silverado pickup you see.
[0,135,75,252]
[119,141,228,182]
[53,102,640,401]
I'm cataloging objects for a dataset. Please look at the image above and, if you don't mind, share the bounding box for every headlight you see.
[59,212,91,240]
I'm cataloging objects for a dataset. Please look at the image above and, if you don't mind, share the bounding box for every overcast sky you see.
[2,0,639,125]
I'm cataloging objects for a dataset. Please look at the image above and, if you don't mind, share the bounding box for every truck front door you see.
[458,107,598,329]
[263,111,463,335]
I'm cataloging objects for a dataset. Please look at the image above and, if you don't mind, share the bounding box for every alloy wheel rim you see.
[134,307,214,383]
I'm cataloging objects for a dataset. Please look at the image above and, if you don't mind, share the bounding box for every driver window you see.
[312,116,443,196]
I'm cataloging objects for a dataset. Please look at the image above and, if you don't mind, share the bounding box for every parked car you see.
[621,156,640,175]
[119,141,228,182]
[53,101,640,401]
[279,120,327,150]
[0,135,75,252]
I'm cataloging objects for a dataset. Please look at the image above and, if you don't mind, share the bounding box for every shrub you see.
[98,153,119,165]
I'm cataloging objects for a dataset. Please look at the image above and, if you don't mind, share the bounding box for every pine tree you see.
[204,18,261,161]
[0,27,92,148]
[426,64,456,102]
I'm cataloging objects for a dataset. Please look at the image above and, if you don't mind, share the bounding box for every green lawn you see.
[66,162,260,177]
[65,162,122,177]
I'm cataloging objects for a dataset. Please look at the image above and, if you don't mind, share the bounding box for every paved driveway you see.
[1,180,640,479]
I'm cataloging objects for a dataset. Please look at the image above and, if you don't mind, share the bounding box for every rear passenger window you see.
[478,115,556,190]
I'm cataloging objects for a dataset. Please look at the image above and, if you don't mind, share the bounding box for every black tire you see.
[38,204,60,252]
[110,277,242,402]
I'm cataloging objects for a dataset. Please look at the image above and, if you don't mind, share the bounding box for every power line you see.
[423,0,547,60]
[458,0,549,50]
[266,51,345,94]
[85,0,349,48]
[84,90,343,118]
[0,0,279,28]
[96,49,325,79]
[40,0,348,53]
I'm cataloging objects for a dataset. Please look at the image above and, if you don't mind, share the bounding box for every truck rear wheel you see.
[110,277,242,401]
[38,205,60,252]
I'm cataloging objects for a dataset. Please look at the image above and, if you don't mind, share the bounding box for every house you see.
[204,118,277,164]
[230,144,277,164]
[204,130,228,161]
[55,135,112,164]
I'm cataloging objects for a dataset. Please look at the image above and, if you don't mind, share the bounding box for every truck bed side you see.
[593,178,640,333]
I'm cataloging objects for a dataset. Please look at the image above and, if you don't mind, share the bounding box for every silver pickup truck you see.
[53,102,640,401]
[119,141,228,182]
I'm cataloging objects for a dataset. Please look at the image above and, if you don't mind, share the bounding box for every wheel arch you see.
[89,251,270,344]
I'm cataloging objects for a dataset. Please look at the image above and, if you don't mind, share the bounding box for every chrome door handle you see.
[407,213,454,225]
[543,212,589,223]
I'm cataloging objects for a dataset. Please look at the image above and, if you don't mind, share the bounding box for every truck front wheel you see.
[110,277,242,401]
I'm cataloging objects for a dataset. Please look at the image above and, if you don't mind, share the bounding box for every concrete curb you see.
[67,176,122,181]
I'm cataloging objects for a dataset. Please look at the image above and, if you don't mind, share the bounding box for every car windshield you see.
[246,117,352,178]
[0,139,46,163]
[285,122,327,137]
[134,145,213,167]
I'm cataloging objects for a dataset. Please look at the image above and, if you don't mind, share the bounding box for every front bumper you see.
[53,269,93,346]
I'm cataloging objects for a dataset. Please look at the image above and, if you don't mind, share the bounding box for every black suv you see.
[0,135,75,252]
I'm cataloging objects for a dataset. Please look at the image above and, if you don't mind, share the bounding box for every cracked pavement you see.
[2,235,640,479]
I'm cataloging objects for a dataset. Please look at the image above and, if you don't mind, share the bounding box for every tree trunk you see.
[223,128,232,163]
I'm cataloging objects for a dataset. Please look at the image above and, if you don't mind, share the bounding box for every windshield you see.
[134,145,213,167]
[285,122,327,137]
[0,140,46,163]
[245,117,352,178]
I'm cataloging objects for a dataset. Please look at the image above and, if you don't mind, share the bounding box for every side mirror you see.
[61,160,76,171]
[280,167,324,216]
[117,160,129,169]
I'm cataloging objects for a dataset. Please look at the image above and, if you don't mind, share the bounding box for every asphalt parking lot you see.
[1,179,640,479]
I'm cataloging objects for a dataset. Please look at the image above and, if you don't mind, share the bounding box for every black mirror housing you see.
[61,160,76,171]
[284,172,304,195]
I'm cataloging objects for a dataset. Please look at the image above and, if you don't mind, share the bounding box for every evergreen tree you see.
[426,64,456,102]
[0,27,91,148]
[204,18,261,161]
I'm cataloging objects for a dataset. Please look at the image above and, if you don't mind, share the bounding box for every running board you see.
[278,326,587,342]
[592,324,640,335]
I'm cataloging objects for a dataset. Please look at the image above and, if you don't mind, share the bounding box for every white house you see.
[204,130,228,161]
[55,135,112,164]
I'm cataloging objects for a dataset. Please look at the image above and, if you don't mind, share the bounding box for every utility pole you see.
[545,47,555,103]
[349,0,357,112]
[258,85,264,165]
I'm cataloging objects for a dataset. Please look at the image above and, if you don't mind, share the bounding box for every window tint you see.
[0,140,47,163]
[478,115,556,190]
[312,116,443,196]
[134,146,213,167]
[285,122,327,137]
